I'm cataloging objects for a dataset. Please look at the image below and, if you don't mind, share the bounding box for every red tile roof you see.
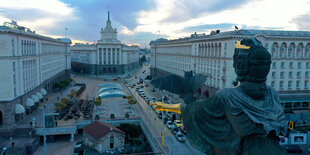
[83,121,125,140]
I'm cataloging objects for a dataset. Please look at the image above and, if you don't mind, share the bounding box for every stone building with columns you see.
[150,29,310,110]
[0,21,71,132]
[71,12,139,75]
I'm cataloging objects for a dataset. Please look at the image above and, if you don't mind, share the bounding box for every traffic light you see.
[289,121,294,130]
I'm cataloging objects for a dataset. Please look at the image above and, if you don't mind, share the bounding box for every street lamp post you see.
[40,106,47,155]
[1,147,7,155]
[161,111,164,146]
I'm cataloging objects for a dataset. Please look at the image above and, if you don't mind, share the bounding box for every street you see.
[126,64,204,155]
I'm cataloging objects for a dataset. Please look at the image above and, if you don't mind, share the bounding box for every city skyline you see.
[1,0,310,47]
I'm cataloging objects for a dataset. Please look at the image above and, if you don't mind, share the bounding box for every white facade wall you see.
[151,31,310,92]
[0,28,71,101]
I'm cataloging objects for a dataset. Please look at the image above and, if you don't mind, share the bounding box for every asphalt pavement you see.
[127,64,204,155]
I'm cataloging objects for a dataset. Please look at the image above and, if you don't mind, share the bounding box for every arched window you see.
[218,43,222,57]
[204,43,207,56]
[214,43,218,57]
[207,43,211,57]
[288,43,295,58]
[296,43,303,58]
[305,43,310,58]
[271,42,278,58]
[211,43,214,57]
[279,43,286,58]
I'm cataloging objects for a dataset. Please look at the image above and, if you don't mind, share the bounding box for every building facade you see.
[83,121,125,153]
[71,12,139,75]
[150,30,310,109]
[0,22,71,132]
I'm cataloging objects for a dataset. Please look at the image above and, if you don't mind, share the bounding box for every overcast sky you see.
[1,0,310,47]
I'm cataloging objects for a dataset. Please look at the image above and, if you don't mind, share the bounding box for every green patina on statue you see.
[152,38,288,154]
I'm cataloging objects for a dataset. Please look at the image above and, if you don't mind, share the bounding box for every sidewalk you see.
[17,85,80,128]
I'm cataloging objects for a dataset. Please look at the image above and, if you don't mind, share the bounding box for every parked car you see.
[175,132,185,142]
[133,82,136,86]
[151,97,156,102]
[151,88,155,92]
[174,120,183,128]
[166,112,173,118]
[158,98,162,102]
[163,117,169,124]
[128,83,132,87]
[163,96,168,100]
[166,121,174,129]
[168,100,173,104]
[158,112,163,119]
[145,84,148,87]
[179,126,187,134]
[171,127,180,135]
[146,99,151,104]
[140,85,144,88]
[137,81,141,84]
[135,76,137,79]
[284,145,303,153]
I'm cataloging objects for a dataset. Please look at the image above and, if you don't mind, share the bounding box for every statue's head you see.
[233,38,271,83]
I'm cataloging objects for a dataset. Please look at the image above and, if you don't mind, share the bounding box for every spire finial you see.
[108,11,110,21]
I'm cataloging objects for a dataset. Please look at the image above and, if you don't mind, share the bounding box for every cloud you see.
[119,32,168,47]
[292,12,310,31]
[182,23,236,32]
[161,0,250,23]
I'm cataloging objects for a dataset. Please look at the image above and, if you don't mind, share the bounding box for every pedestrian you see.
[55,121,58,127]
[30,122,32,127]
[11,142,14,148]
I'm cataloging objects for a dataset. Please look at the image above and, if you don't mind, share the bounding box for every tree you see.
[61,97,70,105]
[128,99,136,105]
[140,55,146,62]
[110,114,115,119]
[125,113,130,119]
[126,96,133,100]
[95,114,100,120]
[54,102,67,112]
[68,90,77,98]
[94,99,102,106]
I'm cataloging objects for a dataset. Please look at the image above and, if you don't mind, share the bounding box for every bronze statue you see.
[152,38,288,154]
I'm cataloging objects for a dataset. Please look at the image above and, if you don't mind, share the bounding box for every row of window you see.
[271,71,309,77]
[271,80,309,89]
[198,43,222,57]
[272,61,310,69]
[23,59,37,93]
[21,40,36,56]
[98,51,120,65]
[270,42,310,58]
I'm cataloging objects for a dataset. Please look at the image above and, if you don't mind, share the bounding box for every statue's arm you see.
[151,102,181,114]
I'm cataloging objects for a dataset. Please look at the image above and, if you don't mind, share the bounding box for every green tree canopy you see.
[94,100,102,106]
[61,97,70,105]
[128,99,136,105]
[141,55,146,62]
[110,114,115,119]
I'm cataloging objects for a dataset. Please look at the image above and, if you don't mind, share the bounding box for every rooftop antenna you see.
[157,30,160,39]
[65,27,68,38]
[107,0,110,21]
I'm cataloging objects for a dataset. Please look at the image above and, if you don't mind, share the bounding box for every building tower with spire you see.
[99,11,120,43]
[70,10,140,75]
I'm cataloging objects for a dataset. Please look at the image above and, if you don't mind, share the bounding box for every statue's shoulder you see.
[214,87,235,100]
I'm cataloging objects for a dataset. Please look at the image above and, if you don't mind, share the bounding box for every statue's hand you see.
[151,102,165,111]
